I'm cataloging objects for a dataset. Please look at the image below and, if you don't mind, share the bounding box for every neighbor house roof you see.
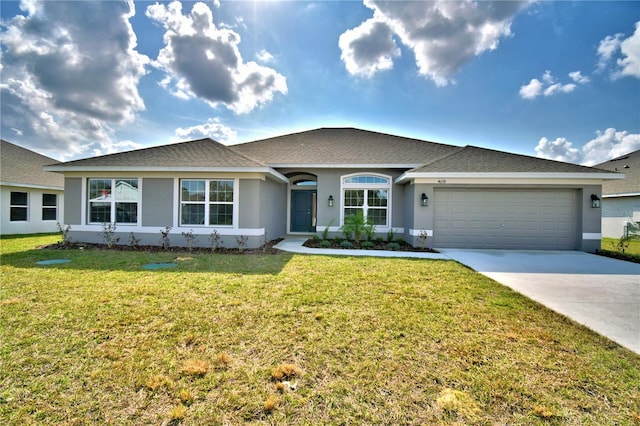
[231,127,460,167]
[594,149,640,197]
[0,140,64,190]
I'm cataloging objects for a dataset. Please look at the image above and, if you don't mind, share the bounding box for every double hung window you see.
[10,191,28,222]
[88,179,139,224]
[42,194,57,221]
[180,179,234,226]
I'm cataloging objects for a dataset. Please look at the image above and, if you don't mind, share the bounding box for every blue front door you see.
[291,190,316,232]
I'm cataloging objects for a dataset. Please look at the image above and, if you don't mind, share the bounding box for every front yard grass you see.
[1,234,639,425]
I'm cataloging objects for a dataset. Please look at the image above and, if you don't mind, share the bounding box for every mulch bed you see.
[40,239,284,255]
[303,238,438,253]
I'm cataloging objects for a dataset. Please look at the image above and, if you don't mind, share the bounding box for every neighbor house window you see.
[10,191,28,222]
[180,179,234,226]
[42,193,57,221]
[88,179,139,224]
[341,174,390,227]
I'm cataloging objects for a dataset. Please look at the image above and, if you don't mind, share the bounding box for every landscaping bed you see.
[303,237,438,252]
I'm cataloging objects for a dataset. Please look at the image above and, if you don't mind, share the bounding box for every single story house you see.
[45,128,622,251]
[1,140,65,235]
[594,149,639,238]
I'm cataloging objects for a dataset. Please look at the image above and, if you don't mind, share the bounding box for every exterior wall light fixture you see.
[591,194,601,208]
[328,195,334,207]
[421,193,428,207]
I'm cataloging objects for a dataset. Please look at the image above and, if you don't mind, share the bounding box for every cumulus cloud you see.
[339,18,400,78]
[256,49,274,63]
[146,1,287,114]
[519,70,583,99]
[535,128,640,166]
[597,21,640,79]
[339,0,530,85]
[173,119,237,144]
[0,0,149,159]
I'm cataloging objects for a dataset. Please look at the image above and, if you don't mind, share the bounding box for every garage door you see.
[434,188,578,249]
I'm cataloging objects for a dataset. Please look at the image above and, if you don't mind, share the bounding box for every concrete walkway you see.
[274,238,640,354]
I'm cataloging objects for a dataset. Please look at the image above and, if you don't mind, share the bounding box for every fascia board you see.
[0,181,64,191]
[266,163,421,169]
[395,172,624,184]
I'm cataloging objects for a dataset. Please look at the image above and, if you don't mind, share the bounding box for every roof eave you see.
[43,165,289,183]
[395,172,625,184]
[0,181,64,191]
[267,163,423,169]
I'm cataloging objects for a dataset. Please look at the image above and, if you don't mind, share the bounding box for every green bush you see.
[361,241,374,249]
[387,242,401,251]
[320,240,331,248]
[340,240,354,248]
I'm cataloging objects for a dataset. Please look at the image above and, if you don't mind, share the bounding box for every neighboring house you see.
[594,150,640,238]
[45,128,621,251]
[1,140,64,235]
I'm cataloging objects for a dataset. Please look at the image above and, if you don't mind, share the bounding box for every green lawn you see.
[602,237,640,256]
[1,235,639,425]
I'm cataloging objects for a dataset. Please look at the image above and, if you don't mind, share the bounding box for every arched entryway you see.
[288,173,317,233]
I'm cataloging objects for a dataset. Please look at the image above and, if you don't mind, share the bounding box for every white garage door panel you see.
[434,189,578,249]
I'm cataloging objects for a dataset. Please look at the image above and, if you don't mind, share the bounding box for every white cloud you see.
[597,21,640,79]
[173,119,237,144]
[146,1,287,114]
[0,0,149,159]
[519,78,543,99]
[534,137,581,163]
[569,70,590,84]
[338,18,400,78]
[339,0,530,85]
[256,49,274,63]
[616,22,640,79]
[535,128,640,166]
[519,70,584,99]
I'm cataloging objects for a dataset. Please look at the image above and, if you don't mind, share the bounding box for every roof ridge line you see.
[412,145,467,170]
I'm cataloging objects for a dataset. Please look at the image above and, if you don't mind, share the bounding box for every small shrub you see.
[320,240,331,248]
[180,359,209,377]
[360,241,374,249]
[209,229,222,251]
[374,236,384,244]
[181,229,196,252]
[396,237,405,244]
[160,226,171,249]
[312,234,320,242]
[340,240,354,248]
[386,229,396,242]
[322,221,333,240]
[387,242,401,251]
[236,235,248,252]
[341,211,371,244]
[617,236,630,253]
[128,232,140,248]
[56,222,72,248]
[101,223,119,248]
[417,229,429,249]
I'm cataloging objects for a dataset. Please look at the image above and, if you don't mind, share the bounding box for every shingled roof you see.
[231,128,460,166]
[1,140,64,189]
[594,150,640,196]
[409,145,609,174]
[47,138,266,170]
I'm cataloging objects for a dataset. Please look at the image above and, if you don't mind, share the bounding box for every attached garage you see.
[433,188,579,250]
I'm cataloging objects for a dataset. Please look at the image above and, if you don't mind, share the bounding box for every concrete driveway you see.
[440,249,640,354]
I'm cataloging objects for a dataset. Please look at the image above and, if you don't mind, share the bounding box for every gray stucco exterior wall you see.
[581,185,604,252]
[64,178,82,225]
[141,178,174,227]
[260,178,287,240]
[239,179,261,229]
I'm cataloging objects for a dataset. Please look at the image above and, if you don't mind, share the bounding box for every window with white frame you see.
[88,179,139,224]
[342,174,390,227]
[180,179,234,226]
[10,191,28,222]
[42,193,57,221]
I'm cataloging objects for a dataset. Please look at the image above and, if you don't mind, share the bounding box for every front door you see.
[291,190,316,232]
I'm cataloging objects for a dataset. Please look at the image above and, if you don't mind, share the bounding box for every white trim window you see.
[180,179,234,226]
[42,193,57,221]
[10,191,28,222]
[341,173,391,227]
[88,178,139,224]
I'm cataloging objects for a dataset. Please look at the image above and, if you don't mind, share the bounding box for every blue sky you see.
[1,0,639,165]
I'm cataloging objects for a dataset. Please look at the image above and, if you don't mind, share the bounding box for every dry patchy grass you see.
[1,234,639,425]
